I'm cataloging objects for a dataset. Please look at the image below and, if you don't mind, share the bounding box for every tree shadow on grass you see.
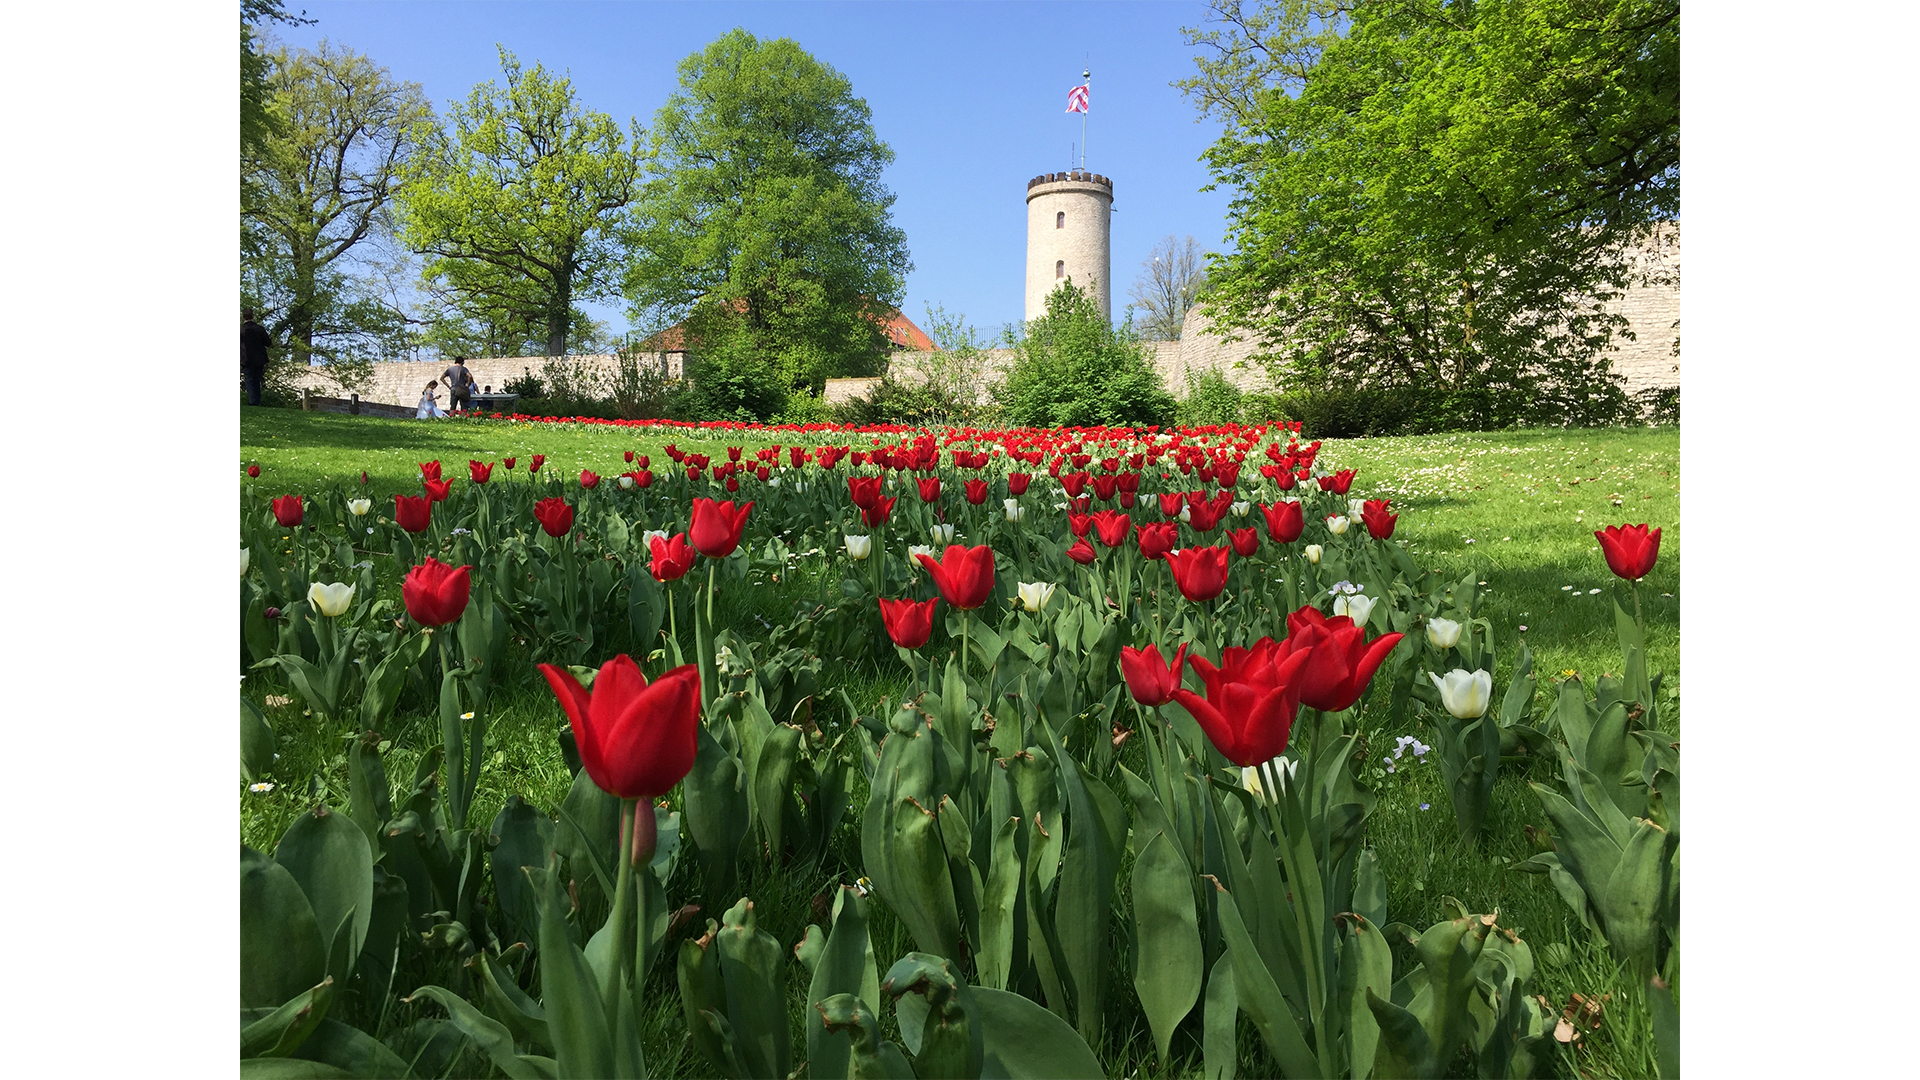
[242,408,505,454]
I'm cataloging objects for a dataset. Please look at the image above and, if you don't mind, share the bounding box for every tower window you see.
[1055,211,1065,229]
[1056,260,1065,279]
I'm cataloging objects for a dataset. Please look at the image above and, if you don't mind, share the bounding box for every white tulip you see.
[241,547,251,577]
[1304,544,1323,564]
[1326,515,1350,536]
[617,475,635,490]
[1348,498,1367,519]
[1240,755,1299,805]
[768,477,781,488]
[1004,499,1026,523]
[346,498,372,517]
[1179,506,1192,523]
[908,544,935,565]
[1429,669,1493,719]
[1426,617,1463,649]
[1231,501,1252,518]
[932,523,955,544]
[1016,581,1056,612]
[641,529,669,547]
[844,534,872,560]
[1333,593,1375,627]
[307,581,356,618]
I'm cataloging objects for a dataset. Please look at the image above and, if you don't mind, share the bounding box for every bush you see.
[998,282,1175,429]
[1634,384,1680,425]
[1175,368,1245,427]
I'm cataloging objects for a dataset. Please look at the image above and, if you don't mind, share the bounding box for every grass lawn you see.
[239,408,1678,1078]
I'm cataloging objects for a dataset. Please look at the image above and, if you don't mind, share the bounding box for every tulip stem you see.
[605,799,638,1038]
[961,610,972,680]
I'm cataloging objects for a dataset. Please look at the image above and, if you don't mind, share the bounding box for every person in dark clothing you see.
[442,356,474,413]
[241,309,271,406]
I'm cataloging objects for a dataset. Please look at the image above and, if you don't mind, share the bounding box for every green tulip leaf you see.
[973,985,1106,1080]
[1131,831,1204,1065]
[241,845,328,1010]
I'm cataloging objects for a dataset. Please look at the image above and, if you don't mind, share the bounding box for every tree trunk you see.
[545,260,574,358]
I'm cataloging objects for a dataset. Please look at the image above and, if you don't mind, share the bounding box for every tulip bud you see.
[307,581,356,618]
[1326,515,1350,536]
[1239,755,1297,806]
[240,547,251,577]
[908,543,935,566]
[1231,500,1251,518]
[1429,669,1493,719]
[1004,499,1026,523]
[1332,593,1375,627]
[346,498,372,517]
[1304,544,1322,564]
[845,534,872,560]
[1426,617,1462,649]
[1016,580,1056,612]
[264,606,282,620]
[931,523,955,544]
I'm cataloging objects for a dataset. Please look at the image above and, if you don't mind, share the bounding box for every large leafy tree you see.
[1128,235,1209,341]
[241,39,431,385]
[625,29,911,405]
[397,48,645,358]
[1181,0,1678,426]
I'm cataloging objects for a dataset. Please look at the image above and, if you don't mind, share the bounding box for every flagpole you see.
[1081,67,1089,168]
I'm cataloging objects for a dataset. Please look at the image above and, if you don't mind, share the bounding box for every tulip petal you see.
[1170,689,1244,765]
[538,663,603,784]
[601,664,702,798]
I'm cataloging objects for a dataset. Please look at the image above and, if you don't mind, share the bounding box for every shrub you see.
[997,282,1175,428]
[1175,368,1245,427]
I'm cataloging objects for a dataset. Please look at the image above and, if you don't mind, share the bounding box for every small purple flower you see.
[1419,802,1431,811]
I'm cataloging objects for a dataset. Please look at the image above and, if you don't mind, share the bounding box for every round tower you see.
[1025,170,1113,323]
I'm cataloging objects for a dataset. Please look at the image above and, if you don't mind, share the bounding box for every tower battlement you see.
[1026,170,1112,192]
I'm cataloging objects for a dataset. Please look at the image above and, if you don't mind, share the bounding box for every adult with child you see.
[241,309,270,406]
[417,380,447,419]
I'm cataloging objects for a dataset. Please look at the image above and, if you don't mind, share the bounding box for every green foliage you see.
[1183,0,1676,428]
[625,29,911,397]
[241,40,430,390]
[998,283,1175,428]
[398,47,645,358]
[1175,367,1246,427]
[837,304,1001,426]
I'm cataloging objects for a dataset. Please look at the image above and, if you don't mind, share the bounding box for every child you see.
[417,380,446,419]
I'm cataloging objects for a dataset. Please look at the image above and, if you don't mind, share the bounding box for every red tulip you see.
[689,498,753,558]
[1158,492,1185,516]
[359,470,369,486]
[1066,537,1097,565]
[631,469,655,489]
[402,557,471,627]
[503,457,517,470]
[1092,474,1120,501]
[1185,499,1224,533]
[1167,545,1231,602]
[725,475,739,493]
[270,495,302,528]
[1060,472,1088,498]
[1120,642,1189,707]
[419,461,442,482]
[1261,500,1304,543]
[394,494,432,533]
[530,454,546,473]
[1595,524,1661,581]
[728,446,742,462]
[1090,509,1131,548]
[649,532,695,581]
[1136,521,1179,561]
[1319,469,1356,494]
[246,464,261,478]
[624,450,635,463]
[849,476,884,510]
[878,596,939,649]
[636,455,650,470]
[1170,647,1314,767]
[1008,472,1032,496]
[533,497,574,537]
[1361,499,1397,540]
[917,477,942,503]
[469,460,492,484]
[1228,527,1261,557]
[538,655,700,800]
[580,470,600,490]
[914,544,997,610]
[1068,512,1093,538]
[1284,606,1405,712]
[862,495,898,527]
[964,479,989,505]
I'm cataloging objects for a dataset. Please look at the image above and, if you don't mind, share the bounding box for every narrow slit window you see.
[1055,211,1065,229]
[1055,260,1065,279]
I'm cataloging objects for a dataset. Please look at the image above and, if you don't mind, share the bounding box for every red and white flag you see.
[1066,84,1089,113]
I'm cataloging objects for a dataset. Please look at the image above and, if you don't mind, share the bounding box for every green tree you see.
[241,39,430,387]
[397,48,645,358]
[625,28,911,410]
[1180,0,1678,427]
[998,283,1175,429]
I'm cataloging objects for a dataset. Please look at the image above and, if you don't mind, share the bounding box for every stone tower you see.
[1025,170,1113,323]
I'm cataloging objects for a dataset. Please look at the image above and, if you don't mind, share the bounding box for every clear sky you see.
[268,0,1235,341]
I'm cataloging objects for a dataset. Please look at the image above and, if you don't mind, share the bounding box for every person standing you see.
[241,309,270,406]
[442,356,474,413]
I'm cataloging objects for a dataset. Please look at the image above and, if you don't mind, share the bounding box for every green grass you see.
[239,410,1677,1078]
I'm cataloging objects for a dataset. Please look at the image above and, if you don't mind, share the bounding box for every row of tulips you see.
[241,422,1671,1079]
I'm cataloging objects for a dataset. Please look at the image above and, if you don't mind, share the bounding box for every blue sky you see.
[269,0,1236,341]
